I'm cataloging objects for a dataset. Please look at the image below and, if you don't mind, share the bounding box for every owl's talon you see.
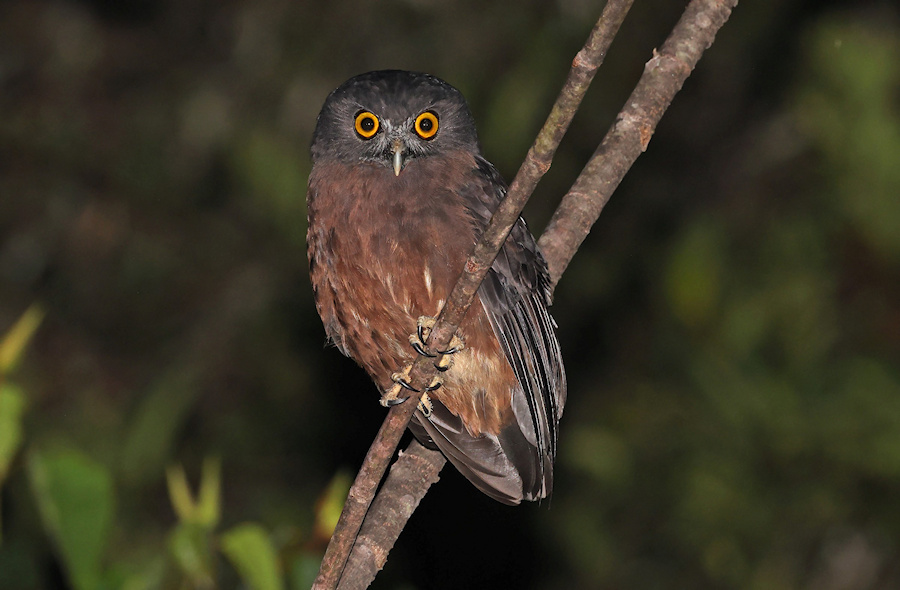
[391,317,461,412]
[417,323,428,347]
[391,368,421,393]
[411,316,465,365]
[380,381,409,407]
[409,336,437,358]
[380,379,409,407]
[410,317,436,357]
[381,365,418,407]
[382,393,409,407]
[417,393,433,417]
[434,344,460,371]
[382,360,443,411]
[417,377,440,417]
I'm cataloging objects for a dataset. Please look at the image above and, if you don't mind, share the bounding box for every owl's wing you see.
[408,407,539,504]
[411,156,566,503]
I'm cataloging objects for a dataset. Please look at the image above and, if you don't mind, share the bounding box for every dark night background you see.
[1,0,899,588]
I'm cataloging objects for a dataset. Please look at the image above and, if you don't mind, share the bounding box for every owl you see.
[307,70,565,504]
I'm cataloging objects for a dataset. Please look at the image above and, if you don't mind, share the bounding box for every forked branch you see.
[539,0,739,287]
[315,0,738,588]
[311,2,633,588]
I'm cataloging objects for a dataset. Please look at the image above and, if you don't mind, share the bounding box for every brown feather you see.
[308,150,516,436]
[307,70,566,503]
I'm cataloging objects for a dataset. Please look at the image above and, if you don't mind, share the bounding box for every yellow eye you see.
[414,111,439,139]
[354,111,379,139]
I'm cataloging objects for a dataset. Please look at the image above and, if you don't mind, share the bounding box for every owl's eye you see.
[414,111,439,140]
[354,111,380,139]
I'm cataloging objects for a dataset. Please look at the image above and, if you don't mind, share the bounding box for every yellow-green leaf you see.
[165,464,196,524]
[0,383,26,484]
[0,304,44,375]
[165,457,221,528]
[313,471,351,540]
[195,457,221,528]
[221,523,283,590]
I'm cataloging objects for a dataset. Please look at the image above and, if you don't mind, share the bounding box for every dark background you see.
[1,0,899,588]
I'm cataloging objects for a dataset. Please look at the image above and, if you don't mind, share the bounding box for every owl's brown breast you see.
[307,150,516,436]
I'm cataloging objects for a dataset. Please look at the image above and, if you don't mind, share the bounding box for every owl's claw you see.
[385,317,461,415]
[409,338,436,358]
[394,376,420,393]
[410,316,465,371]
[417,393,433,417]
[382,394,408,407]
[416,378,440,416]
[381,364,440,416]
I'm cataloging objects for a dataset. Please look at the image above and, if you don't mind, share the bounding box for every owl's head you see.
[311,70,481,176]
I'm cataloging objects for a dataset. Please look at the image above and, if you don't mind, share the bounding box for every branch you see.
[335,440,444,590]
[310,2,632,586]
[334,0,738,587]
[410,0,637,377]
[310,384,422,590]
[317,0,636,588]
[539,0,740,287]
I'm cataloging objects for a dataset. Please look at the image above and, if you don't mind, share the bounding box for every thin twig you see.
[315,1,636,588]
[333,0,739,586]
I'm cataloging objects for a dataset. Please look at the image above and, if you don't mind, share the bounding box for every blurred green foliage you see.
[797,18,900,262]
[221,524,284,590]
[28,449,114,590]
[0,0,898,589]
[0,383,26,488]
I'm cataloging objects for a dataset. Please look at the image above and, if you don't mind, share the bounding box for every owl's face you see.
[310,70,481,176]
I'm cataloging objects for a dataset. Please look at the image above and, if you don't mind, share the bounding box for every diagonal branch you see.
[407,0,637,384]
[334,0,739,587]
[539,0,739,288]
[312,1,637,589]
[310,2,634,588]
[336,439,445,590]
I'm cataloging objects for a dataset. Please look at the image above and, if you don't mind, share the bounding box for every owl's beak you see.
[392,139,405,176]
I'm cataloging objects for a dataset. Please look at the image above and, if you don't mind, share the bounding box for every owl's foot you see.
[381,364,439,417]
[408,316,465,372]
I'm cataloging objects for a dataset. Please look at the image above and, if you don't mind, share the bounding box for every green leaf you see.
[195,457,221,528]
[110,556,167,590]
[28,448,115,590]
[313,471,351,540]
[165,457,221,528]
[168,522,214,588]
[221,523,284,590]
[0,304,44,376]
[0,383,26,484]
[165,464,196,524]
